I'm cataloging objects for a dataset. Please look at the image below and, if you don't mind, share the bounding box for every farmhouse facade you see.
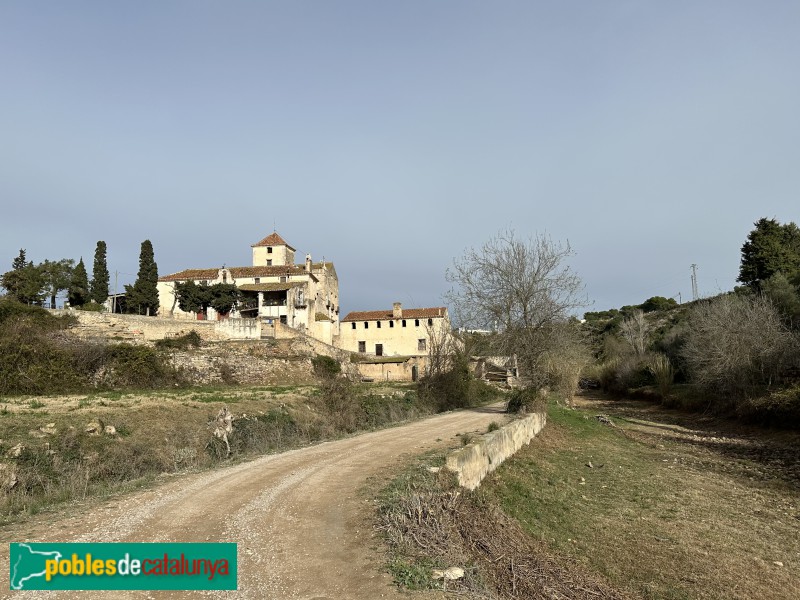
[157,232,340,344]
[338,302,450,357]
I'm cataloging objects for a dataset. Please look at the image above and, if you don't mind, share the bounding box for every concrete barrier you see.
[445,411,546,490]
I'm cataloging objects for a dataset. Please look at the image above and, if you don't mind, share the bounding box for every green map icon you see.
[10,543,63,590]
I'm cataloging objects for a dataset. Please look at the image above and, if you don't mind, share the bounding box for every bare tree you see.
[619,309,648,356]
[446,230,588,392]
[424,320,455,378]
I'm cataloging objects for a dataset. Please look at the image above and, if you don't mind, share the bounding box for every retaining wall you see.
[51,309,223,342]
[445,411,546,490]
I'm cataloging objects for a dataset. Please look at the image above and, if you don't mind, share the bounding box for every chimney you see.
[305,254,312,273]
[393,302,402,319]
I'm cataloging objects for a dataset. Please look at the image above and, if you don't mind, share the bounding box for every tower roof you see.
[251,231,296,250]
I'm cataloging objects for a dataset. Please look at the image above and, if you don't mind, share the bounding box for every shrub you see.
[648,353,674,400]
[681,294,798,402]
[418,355,473,412]
[506,387,545,414]
[101,344,183,389]
[312,355,341,379]
[154,330,202,350]
[78,301,105,312]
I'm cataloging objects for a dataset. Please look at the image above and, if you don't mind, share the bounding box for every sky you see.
[2,1,799,316]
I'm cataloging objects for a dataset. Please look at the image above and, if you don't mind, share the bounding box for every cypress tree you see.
[126,240,159,315]
[90,241,110,304]
[68,258,89,307]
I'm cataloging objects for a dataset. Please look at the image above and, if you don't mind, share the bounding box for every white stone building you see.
[157,232,340,344]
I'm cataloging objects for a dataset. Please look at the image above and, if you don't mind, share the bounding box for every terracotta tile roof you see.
[229,265,305,278]
[251,231,296,250]
[341,307,448,322]
[158,268,220,282]
[238,282,304,292]
[158,265,308,282]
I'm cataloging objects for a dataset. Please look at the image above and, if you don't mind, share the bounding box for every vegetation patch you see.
[478,396,800,599]
[375,451,628,599]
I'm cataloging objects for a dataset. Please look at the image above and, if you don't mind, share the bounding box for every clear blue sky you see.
[2,1,798,315]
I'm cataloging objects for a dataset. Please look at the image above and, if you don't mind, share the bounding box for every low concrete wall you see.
[215,318,260,340]
[445,411,546,490]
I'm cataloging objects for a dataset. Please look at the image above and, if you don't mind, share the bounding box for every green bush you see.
[77,301,105,312]
[506,387,545,414]
[154,330,202,350]
[103,344,183,389]
[312,355,341,379]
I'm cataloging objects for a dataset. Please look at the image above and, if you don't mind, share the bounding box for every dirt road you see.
[0,404,507,599]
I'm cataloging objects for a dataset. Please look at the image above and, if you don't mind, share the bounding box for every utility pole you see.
[690,264,698,301]
[112,270,118,313]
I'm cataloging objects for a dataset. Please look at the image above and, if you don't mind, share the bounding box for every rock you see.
[6,443,25,458]
[432,567,465,580]
[427,467,441,473]
[774,561,784,567]
[212,407,234,456]
[85,422,102,435]
[41,423,57,435]
[104,425,117,436]
[0,463,18,490]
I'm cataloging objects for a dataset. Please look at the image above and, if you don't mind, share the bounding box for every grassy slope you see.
[479,398,800,600]
[0,382,425,523]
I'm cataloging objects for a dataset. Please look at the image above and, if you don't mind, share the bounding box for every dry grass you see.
[0,382,426,523]
[376,393,800,599]
[376,454,630,599]
[480,393,800,599]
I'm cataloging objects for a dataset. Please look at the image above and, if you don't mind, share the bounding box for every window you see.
[365,322,369,329]
[428,318,433,326]
[389,321,394,328]
[222,271,227,283]
[377,321,381,328]
[280,276,287,283]
[358,341,366,353]
[254,278,260,284]
[267,260,272,266]
[267,247,273,254]
[376,344,383,356]
[402,320,407,327]
[351,322,356,330]
[415,319,420,326]
[418,339,427,351]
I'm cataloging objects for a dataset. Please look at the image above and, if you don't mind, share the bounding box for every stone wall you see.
[445,411,546,490]
[169,341,315,385]
[52,309,223,343]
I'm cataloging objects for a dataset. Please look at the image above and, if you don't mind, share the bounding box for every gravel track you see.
[0,404,506,599]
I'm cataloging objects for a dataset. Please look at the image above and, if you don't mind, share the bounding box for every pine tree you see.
[68,258,89,307]
[11,248,26,271]
[738,218,800,288]
[2,249,45,304]
[90,241,110,304]
[125,240,159,315]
